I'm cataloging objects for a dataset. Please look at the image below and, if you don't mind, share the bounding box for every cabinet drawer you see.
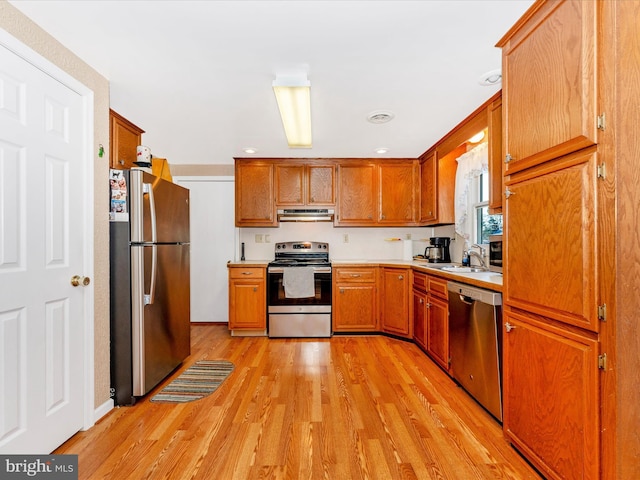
[335,268,376,283]
[229,267,265,279]
[428,276,448,299]
[413,272,428,291]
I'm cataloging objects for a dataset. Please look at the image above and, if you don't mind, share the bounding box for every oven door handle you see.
[268,266,332,274]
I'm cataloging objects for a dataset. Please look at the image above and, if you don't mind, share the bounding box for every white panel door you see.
[174,178,236,323]
[0,43,87,453]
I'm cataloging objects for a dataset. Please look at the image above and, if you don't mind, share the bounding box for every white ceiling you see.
[9,0,534,165]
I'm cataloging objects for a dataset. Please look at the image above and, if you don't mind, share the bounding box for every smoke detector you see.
[367,110,395,124]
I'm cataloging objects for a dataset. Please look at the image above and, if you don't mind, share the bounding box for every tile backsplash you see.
[238,223,460,262]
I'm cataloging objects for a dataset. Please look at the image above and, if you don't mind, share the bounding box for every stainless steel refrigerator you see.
[109,169,190,405]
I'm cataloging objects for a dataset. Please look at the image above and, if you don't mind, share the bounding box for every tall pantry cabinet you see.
[498,1,640,479]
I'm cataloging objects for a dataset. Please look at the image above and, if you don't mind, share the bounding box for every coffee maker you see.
[424,237,452,263]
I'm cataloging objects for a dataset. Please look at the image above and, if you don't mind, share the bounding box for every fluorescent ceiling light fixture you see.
[273,74,312,148]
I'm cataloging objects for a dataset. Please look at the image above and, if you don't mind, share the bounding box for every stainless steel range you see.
[267,241,331,338]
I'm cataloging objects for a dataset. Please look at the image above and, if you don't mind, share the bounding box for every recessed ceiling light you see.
[478,69,502,86]
[367,110,395,124]
[243,147,257,154]
[375,147,389,154]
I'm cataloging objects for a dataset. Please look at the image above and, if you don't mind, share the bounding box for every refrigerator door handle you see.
[145,244,157,305]
[143,182,158,243]
[143,182,158,305]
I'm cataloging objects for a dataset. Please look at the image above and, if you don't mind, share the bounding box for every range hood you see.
[277,208,334,222]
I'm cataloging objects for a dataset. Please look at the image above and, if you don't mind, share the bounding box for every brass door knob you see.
[71,275,91,287]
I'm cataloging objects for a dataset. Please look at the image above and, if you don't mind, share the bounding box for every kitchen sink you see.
[425,264,488,273]
[441,266,489,273]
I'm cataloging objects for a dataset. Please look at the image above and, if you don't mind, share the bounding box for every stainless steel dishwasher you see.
[448,281,503,421]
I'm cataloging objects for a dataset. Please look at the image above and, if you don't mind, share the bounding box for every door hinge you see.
[598,303,607,321]
[597,163,607,179]
[597,113,606,131]
[598,353,608,370]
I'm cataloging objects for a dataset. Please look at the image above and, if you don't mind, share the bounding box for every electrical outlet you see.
[255,234,263,243]
[343,234,349,243]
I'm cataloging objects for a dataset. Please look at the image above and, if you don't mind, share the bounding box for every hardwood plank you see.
[55,325,541,479]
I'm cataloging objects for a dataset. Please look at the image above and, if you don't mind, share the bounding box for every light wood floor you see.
[56,324,542,479]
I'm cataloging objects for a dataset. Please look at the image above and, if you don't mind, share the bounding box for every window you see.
[473,173,502,244]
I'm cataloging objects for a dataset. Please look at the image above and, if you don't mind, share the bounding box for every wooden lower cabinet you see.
[426,294,449,371]
[413,272,449,371]
[503,309,599,480]
[412,287,428,349]
[228,266,266,330]
[332,267,378,332]
[380,267,411,338]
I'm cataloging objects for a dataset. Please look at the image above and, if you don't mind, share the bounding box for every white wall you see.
[174,176,237,323]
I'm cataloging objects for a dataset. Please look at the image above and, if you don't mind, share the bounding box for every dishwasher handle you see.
[459,294,474,305]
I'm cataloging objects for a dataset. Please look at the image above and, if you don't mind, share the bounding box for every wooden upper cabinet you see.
[504,147,598,332]
[497,0,597,174]
[335,162,378,225]
[275,164,305,205]
[488,95,503,214]
[378,161,418,224]
[307,164,336,205]
[275,163,335,206]
[235,161,276,227]
[419,151,437,223]
[110,109,144,170]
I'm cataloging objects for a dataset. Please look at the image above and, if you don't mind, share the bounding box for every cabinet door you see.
[235,162,276,226]
[505,149,597,331]
[380,268,411,337]
[275,164,304,206]
[488,95,503,214]
[333,284,378,331]
[500,0,597,173]
[335,163,377,225]
[110,110,144,170]
[503,311,599,480]
[378,162,417,225]
[229,279,266,330]
[412,288,427,349]
[419,152,437,223]
[307,164,335,205]
[426,295,449,371]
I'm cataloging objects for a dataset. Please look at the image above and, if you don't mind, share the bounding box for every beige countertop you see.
[228,259,502,292]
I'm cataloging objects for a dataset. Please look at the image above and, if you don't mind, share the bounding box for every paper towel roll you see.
[403,240,413,260]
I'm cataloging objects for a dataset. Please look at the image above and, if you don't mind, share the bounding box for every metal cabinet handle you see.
[350,274,361,278]
[505,153,513,163]
[242,271,254,275]
[340,288,345,294]
[398,275,404,280]
[419,298,424,304]
[253,287,257,292]
[505,322,516,332]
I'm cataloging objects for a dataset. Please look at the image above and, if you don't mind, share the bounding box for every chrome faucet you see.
[466,244,487,268]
